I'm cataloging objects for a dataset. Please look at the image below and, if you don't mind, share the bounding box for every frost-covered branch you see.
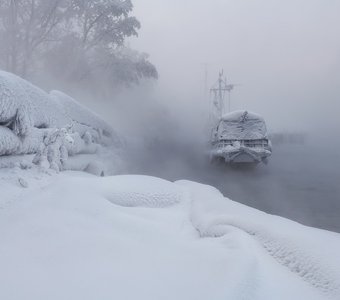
[0,0,156,89]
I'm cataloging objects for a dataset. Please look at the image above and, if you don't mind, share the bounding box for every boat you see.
[207,71,272,164]
[210,110,272,164]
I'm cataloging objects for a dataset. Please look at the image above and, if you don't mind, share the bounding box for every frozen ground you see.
[1,168,340,300]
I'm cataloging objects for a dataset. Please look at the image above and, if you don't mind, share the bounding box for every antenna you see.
[225,83,239,113]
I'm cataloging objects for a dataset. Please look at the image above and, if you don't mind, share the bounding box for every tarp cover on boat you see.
[217,110,268,140]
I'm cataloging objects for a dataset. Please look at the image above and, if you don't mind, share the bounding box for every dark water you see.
[126,141,340,232]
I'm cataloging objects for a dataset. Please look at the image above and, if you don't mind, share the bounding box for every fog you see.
[128,0,340,132]
[91,0,340,231]
[1,1,339,231]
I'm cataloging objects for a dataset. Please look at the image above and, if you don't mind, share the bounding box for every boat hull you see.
[210,146,271,164]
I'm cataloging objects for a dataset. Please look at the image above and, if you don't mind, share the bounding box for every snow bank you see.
[49,90,120,146]
[94,175,184,207]
[177,180,340,299]
[0,71,122,174]
[0,126,19,155]
[0,71,67,136]
[1,169,340,300]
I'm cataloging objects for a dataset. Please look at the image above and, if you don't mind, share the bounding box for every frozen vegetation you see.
[0,71,122,175]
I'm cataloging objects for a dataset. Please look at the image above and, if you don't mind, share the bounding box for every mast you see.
[210,70,237,117]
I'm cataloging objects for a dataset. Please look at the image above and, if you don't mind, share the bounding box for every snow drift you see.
[1,169,340,300]
[0,71,122,174]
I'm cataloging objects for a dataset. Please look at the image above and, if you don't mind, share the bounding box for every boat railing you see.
[213,139,269,149]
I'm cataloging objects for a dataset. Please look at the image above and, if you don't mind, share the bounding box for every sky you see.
[129,0,340,133]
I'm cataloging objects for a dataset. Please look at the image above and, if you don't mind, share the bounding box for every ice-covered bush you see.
[0,70,122,174]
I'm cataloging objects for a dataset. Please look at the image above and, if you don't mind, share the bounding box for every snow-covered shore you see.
[1,70,340,299]
[1,168,339,300]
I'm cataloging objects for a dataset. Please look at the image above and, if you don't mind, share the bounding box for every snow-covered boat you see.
[210,110,272,164]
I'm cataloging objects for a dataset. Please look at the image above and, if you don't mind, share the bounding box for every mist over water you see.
[99,0,339,232]
[125,124,340,232]
[84,83,339,232]
[2,0,338,232]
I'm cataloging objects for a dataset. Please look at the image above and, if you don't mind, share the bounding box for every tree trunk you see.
[9,0,19,74]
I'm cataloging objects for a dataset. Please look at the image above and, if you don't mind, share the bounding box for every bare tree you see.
[71,0,140,50]
[0,0,157,89]
[0,0,69,77]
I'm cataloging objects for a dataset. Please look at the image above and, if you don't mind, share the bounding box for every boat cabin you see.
[210,110,272,164]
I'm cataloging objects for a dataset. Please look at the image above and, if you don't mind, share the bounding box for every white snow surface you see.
[0,71,119,146]
[49,90,120,146]
[217,110,268,140]
[221,110,265,122]
[0,71,68,136]
[1,168,340,300]
[0,71,122,174]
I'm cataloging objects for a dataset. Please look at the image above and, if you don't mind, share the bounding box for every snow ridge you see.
[199,219,339,298]
[91,175,184,208]
[1,171,340,300]
[181,181,340,299]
